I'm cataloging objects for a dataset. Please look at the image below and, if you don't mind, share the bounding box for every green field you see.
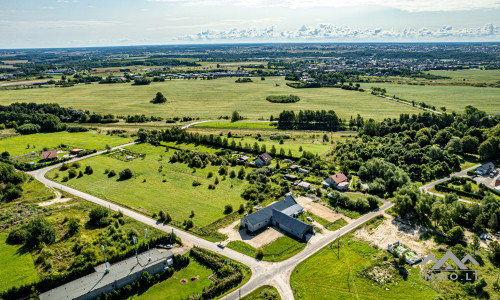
[290,237,439,300]
[360,83,500,114]
[242,285,281,300]
[0,77,422,121]
[0,131,132,157]
[128,259,213,300]
[0,232,39,293]
[227,235,307,262]
[192,121,277,130]
[46,143,248,227]
[428,69,500,83]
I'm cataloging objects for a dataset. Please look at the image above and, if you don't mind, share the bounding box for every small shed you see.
[297,181,311,190]
[70,148,83,154]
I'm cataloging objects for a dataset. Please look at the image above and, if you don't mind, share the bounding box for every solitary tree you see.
[231,111,241,122]
[151,92,167,104]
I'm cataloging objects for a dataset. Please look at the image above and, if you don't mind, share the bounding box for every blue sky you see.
[0,0,499,48]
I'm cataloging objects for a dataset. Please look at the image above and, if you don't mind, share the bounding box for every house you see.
[238,155,249,162]
[70,148,84,155]
[477,162,495,175]
[298,167,309,174]
[297,181,311,190]
[283,174,298,181]
[324,172,349,190]
[40,249,173,300]
[42,150,58,161]
[240,195,313,240]
[255,153,272,166]
[289,164,300,170]
[495,176,500,186]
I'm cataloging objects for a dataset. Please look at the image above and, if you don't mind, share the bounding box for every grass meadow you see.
[0,232,39,293]
[46,143,248,227]
[227,235,307,262]
[0,131,132,156]
[242,285,281,300]
[428,69,500,84]
[127,259,213,300]
[0,77,422,121]
[359,82,500,114]
[290,237,439,300]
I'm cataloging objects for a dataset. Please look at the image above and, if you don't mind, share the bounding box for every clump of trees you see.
[327,191,379,212]
[0,162,26,202]
[132,78,151,85]
[358,158,409,196]
[8,216,57,247]
[88,206,111,227]
[277,110,340,131]
[150,92,167,104]
[235,77,252,83]
[266,95,300,103]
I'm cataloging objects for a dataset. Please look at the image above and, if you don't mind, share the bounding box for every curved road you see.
[28,142,394,299]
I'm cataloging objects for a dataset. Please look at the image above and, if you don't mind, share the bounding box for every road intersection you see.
[27,142,394,299]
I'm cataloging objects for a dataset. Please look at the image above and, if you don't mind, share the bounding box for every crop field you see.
[290,237,439,300]
[0,232,39,293]
[0,131,132,156]
[359,83,500,114]
[46,143,248,227]
[428,69,500,83]
[0,77,422,121]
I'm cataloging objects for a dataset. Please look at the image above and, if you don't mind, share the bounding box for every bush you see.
[266,95,300,103]
[229,170,236,178]
[89,206,110,227]
[256,247,264,259]
[119,168,133,180]
[66,217,80,236]
[68,169,77,178]
[25,216,57,246]
[108,170,116,177]
[192,180,201,186]
[16,123,41,134]
[224,204,233,214]
[159,210,166,221]
[85,165,93,175]
[185,219,193,229]
[66,126,89,132]
[7,228,27,244]
[447,226,464,245]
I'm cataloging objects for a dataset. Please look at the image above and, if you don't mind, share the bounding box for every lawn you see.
[192,121,278,130]
[290,237,440,300]
[128,259,213,300]
[428,69,500,84]
[0,77,422,121]
[242,285,281,300]
[0,131,132,157]
[46,143,248,227]
[227,234,307,262]
[359,82,500,114]
[0,232,39,293]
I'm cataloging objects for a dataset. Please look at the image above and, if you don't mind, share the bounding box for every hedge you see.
[435,183,483,200]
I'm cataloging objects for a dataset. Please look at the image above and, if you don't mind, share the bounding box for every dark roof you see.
[42,150,58,160]
[330,172,348,184]
[258,153,272,163]
[244,195,300,226]
[272,209,313,234]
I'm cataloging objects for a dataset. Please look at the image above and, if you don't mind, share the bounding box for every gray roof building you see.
[40,249,173,300]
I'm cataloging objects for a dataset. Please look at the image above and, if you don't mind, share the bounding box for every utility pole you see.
[133,236,138,260]
[101,245,108,273]
[145,228,151,262]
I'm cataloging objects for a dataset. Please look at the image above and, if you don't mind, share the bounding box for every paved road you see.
[25,141,396,299]
[420,163,482,204]
[181,119,271,129]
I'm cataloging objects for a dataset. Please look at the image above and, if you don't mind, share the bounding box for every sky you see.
[0,0,499,48]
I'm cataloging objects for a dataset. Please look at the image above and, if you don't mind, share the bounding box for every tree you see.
[159,210,166,221]
[462,136,479,154]
[445,137,463,154]
[67,217,80,236]
[447,226,464,245]
[231,111,241,122]
[68,169,77,178]
[151,92,167,104]
[1,151,10,158]
[119,168,133,180]
[137,128,150,142]
[489,213,498,229]
[108,170,116,177]
[89,206,110,227]
[224,204,233,214]
[25,216,57,246]
[238,167,246,179]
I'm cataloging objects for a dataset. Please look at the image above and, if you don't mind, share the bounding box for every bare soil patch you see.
[180,279,188,284]
[354,214,436,255]
[295,196,353,223]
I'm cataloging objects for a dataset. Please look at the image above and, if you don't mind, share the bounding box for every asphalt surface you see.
[27,141,396,299]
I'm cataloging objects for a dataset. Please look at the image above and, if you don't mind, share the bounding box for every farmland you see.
[359,83,500,114]
[46,143,249,227]
[0,131,132,157]
[0,77,422,121]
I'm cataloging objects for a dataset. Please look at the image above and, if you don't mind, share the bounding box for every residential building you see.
[42,150,58,161]
[255,153,272,166]
[240,195,313,240]
[323,172,349,190]
[297,181,311,190]
[477,162,495,175]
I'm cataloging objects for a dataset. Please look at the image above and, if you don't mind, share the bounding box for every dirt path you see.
[295,196,353,223]
[38,185,73,207]
[354,214,436,255]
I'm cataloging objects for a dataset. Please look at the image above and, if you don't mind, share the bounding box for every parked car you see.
[307,217,313,222]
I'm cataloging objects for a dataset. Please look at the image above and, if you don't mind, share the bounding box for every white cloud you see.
[148,0,500,12]
[177,23,500,41]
